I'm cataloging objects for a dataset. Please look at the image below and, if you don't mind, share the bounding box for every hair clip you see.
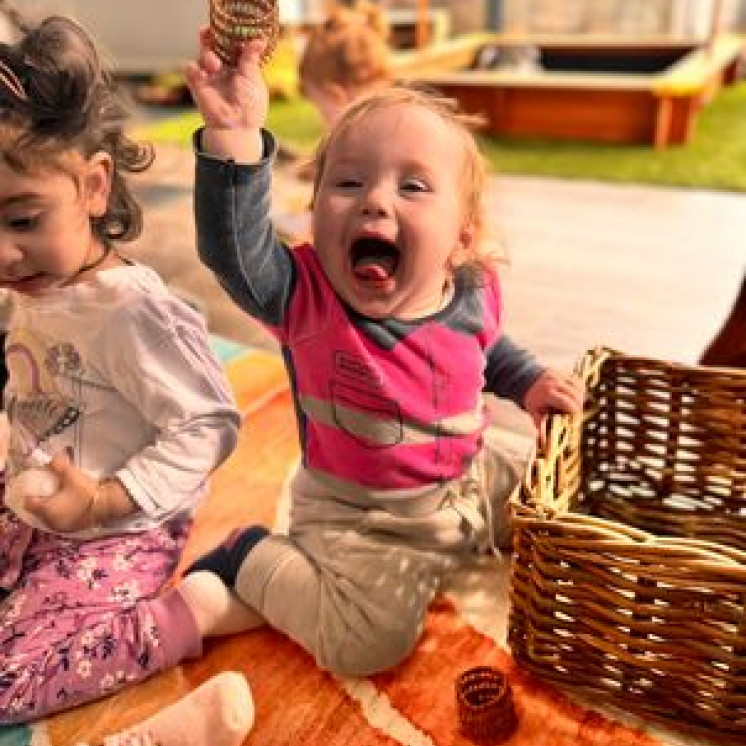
[0,59,28,101]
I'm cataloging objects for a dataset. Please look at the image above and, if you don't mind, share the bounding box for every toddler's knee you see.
[316,625,419,677]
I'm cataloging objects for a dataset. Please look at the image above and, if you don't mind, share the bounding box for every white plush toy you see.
[5,445,61,530]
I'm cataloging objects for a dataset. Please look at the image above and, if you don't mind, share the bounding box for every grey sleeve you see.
[484,334,544,406]
[194,128,294,327]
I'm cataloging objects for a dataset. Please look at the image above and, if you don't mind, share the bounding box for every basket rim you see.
[513,504,746,568]
[512,345,746,565]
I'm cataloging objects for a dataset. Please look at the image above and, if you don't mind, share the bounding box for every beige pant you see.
[233,438,522,677]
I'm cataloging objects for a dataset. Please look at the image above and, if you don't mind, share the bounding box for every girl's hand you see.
[522,370,584,434]
[23,452,99,533]
[185,28,268,162]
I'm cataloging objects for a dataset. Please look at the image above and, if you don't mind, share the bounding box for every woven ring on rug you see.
[455,666,518,744]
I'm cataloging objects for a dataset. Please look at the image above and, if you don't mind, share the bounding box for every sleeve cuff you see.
[192,127,277,164]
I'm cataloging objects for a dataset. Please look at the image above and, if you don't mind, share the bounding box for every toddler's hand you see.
[23,452,99,533]
[185,27,269,136]
[522,370,584,433]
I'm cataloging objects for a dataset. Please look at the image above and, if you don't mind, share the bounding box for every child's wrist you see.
[88,478,114,528]
[88,477,134,528]
[202,126,264,164]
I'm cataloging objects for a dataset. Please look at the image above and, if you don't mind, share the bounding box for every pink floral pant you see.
[0,486,192,723]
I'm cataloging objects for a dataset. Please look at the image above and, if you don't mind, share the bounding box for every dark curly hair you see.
[0,12,153,243]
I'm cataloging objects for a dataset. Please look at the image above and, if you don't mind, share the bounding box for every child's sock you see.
[96,671,254,746]
[185,526,269,587]
[179,570,264,637]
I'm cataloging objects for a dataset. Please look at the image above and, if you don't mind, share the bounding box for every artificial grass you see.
[134,97,324,153]
[481,81,746,191]
[136,80,746,192]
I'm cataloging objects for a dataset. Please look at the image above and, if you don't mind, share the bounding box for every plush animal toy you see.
[5,444,61,530]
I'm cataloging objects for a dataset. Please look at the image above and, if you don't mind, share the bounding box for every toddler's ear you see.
[451,223,475,267]
[84,151,113,218]
[460,222,475,248]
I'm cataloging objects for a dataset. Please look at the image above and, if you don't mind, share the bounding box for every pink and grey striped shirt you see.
[195,129,543,500]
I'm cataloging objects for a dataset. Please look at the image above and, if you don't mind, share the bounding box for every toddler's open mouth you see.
[350,236,399,282]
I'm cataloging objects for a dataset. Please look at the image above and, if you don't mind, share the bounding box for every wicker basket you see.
[509,347,746,744]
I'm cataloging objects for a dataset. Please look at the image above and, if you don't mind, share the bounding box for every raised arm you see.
[187,31,294,326]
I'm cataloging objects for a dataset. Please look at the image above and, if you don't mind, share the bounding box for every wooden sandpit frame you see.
[394,33,744,148]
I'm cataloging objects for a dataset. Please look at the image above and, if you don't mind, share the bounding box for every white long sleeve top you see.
[3,262,240,538]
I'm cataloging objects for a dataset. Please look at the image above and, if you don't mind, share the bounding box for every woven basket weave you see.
[509,347,746,744]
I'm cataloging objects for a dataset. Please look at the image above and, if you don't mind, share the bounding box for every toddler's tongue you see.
[353,255,396,281]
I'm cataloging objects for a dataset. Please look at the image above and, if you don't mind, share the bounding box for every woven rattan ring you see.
[455,666,518,744]
[210,0,279,66]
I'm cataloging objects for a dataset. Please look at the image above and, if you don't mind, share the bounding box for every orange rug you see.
[7,346,684,746]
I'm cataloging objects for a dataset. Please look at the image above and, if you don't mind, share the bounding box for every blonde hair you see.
[313,84,496,278]
[299,1,392,97]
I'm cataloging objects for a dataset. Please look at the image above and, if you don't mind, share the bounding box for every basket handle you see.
[519,346,613,511]
[535,345,610,460]
[574,345,612,389]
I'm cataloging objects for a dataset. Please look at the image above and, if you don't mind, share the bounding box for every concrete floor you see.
[129,142,746,372]
[489,175,745,369]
